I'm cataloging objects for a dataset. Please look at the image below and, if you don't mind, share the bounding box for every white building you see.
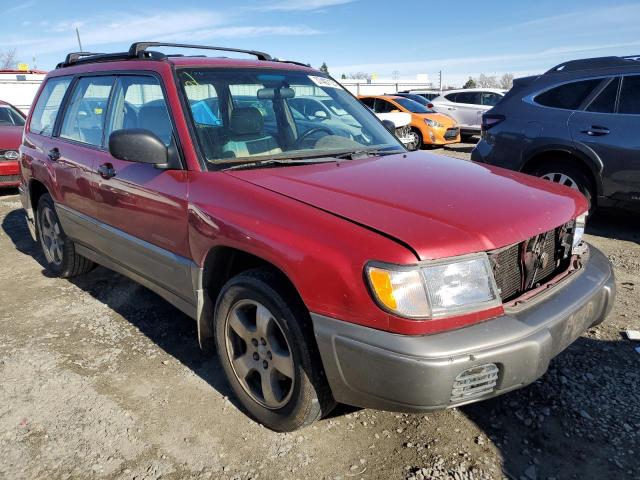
[338,74,434,96]
[0,69,47,113]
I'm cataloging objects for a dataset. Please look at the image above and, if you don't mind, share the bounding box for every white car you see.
[430,88,506,140]
[375,111,418,151]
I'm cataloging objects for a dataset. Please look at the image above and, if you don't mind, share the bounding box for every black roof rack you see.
[128,42,273,61]
[546,55,640,74]
[56,41,315,69]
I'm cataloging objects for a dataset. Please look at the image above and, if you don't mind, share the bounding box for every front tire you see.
[36,194,94,277]
[409,128,423,150]
[214,268,335,431]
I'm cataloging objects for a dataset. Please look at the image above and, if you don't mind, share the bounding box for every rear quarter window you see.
[29,76,72,136]
[535,79,602,110]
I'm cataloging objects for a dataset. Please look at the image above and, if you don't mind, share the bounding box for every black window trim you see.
[525,75,609,111]
[616,74,640,116]
[51,70,186,169]
[582,76,621,115]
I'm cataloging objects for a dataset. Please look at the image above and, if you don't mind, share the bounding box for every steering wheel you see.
[294,126,333,148]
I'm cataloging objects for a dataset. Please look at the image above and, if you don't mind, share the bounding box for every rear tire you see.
[531,160,595,212]
[213,268,335,432]
[36,194,95,278]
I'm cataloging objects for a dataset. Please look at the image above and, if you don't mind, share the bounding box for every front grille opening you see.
[489,223,574,302]
[451,363,499,402]
[0,175,20,183]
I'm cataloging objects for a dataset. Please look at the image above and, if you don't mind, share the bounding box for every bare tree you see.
[475,73,499,88]
[346,72,371,80]
[0,49,18,70]
[499,72,514,90]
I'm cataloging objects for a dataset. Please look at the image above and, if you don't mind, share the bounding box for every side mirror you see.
[391,109,401,113]
[381,119,396,132]
[109,129,169,167]
[314,110,328,119]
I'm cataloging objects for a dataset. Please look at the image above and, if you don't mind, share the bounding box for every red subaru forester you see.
[19,43,615,431]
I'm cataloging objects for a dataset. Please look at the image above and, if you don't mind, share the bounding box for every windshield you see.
[394,97,434,114]
[178,68,404,168]
[0,105,25,126]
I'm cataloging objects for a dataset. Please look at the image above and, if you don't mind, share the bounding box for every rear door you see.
[569,75,640,205]
[451,91,483,129]
[91,74,193,300]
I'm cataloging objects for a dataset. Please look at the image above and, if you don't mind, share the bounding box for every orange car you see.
[359,95,460,148]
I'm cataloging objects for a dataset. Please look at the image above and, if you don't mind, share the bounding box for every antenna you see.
[75,28,83,52]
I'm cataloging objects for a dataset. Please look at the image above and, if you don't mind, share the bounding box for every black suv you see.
[472,55,640,213]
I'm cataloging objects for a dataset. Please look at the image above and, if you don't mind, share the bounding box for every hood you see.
[227,152,587,260]
[0,126,23,150]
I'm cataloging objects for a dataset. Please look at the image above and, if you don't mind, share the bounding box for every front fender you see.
[186,171,417,332]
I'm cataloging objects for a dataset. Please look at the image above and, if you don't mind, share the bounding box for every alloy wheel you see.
[39,206,64,266]
[540,172,580,191]
[225,299,295,409]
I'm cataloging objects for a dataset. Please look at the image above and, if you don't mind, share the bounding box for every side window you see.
[586,78,620,114]
[106,76,173,146]
[59,76,115,147]
[374,99,395,113]
[535,79,602,110]
[444,93,457,102]
[455,92,481,105]
[481,92,502,106]
[360,97,375,109]
[29,76,72,136]
[618,75,640,114]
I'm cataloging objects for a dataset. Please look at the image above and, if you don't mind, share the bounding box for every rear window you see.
[29,76,72,136]
[535,79,602,110]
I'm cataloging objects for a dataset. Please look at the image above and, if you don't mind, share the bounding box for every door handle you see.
[97,163,116,179]
[448,107,457,111]
[47,148,60,162]
[581,125,610,136]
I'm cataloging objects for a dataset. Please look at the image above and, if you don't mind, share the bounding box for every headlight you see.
[424,118,444,128]
[366,253,502,319]
[2,150,18,160]
[572,212,587,253]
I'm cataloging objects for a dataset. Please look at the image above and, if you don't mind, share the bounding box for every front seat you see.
[223,107,282,158]
[137,100,173,145]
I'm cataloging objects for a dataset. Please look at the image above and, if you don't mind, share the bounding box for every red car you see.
[0,100,25,187]
[19,43,615,432]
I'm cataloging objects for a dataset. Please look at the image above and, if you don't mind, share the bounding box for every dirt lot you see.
[1,143,639,480]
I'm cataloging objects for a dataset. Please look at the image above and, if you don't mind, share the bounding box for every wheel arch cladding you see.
[196,246,305,354]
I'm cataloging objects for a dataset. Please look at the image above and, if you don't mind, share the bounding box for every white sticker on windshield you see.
[309,75,341,89]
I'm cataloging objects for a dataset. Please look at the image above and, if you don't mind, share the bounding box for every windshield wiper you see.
[222,157,339,171]
[334,148,403,160]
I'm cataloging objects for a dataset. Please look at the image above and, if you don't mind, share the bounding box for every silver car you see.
[431,88,506,141]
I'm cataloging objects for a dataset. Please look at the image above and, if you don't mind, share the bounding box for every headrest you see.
[230,107,263,135]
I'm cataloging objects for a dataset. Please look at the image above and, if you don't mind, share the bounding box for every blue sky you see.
[4,0,640,86]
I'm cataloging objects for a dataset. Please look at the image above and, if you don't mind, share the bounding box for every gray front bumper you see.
[312,245,615,412]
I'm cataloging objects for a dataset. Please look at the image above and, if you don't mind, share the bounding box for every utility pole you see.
[75,28,83,52]
[439,70,442,92]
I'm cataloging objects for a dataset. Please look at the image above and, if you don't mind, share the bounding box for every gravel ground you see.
[1,144,639,480]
